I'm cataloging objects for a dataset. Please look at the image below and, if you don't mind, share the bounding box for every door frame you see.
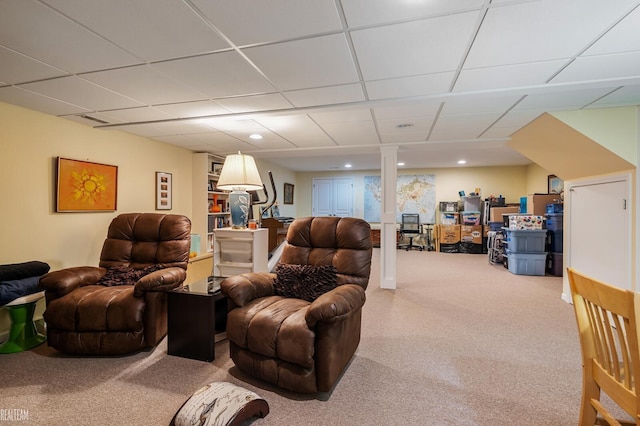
[562,172,632,303]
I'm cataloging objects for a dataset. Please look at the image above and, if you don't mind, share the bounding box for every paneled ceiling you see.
[1,0,640,171]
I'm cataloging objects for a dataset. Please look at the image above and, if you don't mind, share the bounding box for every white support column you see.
[380,146,398,289]
[635,106,639,292]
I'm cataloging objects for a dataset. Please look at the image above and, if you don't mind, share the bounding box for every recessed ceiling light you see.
[397,162,405,166]
[457,160,467,165]
[249,134,262,140]
[345,163,352,168]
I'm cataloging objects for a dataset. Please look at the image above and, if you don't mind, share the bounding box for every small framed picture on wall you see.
[284,183,294,204]
[548,174,563,194]
[156,171,172,210]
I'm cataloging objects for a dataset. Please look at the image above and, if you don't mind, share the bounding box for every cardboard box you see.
[527,193,561,215]
[460,225,483,244]
[490,206,519,222]
[439,224,461,244]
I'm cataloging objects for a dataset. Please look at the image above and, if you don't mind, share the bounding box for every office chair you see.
[397,213,424,251]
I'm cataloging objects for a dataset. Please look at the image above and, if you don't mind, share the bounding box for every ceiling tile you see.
[366,72,455,100]
[200,118,265,133]
[377,116,432,135]
[284,84,365,108]
[440,94,522,115]
[587,85,640,108]
[99,107,176,123]
[583,6,640,56]
[153,52,274,98]
[243,34,359,91]
[82,65,206,105]
[192,0,342,45]
[494,110,546,128]
[136,121,217,137]
[153,101,230,119]
[429,113,502,140]
[310,109,372,124]
[214,93,293,113]
[155,132,255,154]
[341,0,484,27]
[317,120,380,145]
[0,0,139,73]
[550,51,640,84]
[377,116,431,143]
[465,0,640,68]
[454,60,568,92]
[0,46,67,85]
[254,115,336,147]
[42,0,230,62]
[61,111,127,126]
[374,101,440,120]
[480,126,521,138]
[19,76,144,111]
[514,87,621,110]
[223,130,295,150]
[351,12,479,80]
[0,85,89,115]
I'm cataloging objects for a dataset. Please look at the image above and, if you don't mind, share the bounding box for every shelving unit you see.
[212,228,268,277]
[192,152,230,254]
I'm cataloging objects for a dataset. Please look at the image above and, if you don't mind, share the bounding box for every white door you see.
[312,178,353,217]
[567,175,631,290]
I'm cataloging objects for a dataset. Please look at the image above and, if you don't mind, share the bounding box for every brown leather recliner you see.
[40,213,191,355]
[221,216,372,394]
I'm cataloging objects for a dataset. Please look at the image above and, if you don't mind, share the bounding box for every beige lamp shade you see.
[216,152,263,191]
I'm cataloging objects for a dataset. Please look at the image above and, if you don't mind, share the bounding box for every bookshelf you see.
[192,152,229,254]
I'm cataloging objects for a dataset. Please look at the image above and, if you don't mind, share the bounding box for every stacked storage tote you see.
[504,214,548,276]
[545,203,564,276]
[460,195,483,254]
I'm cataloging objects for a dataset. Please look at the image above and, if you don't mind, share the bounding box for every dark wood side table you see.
[167,276,227,362]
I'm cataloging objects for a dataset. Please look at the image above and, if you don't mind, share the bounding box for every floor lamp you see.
[216,152,264,229]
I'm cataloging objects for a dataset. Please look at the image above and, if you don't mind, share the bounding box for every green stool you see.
[0,291,46,354]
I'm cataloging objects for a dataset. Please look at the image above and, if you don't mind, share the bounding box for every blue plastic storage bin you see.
[488,221,503,232]
[545,203,564,214]
[503,228,547,253]
[547,230,563,252]
[461,211,481,225]
[546,214,563,231]
[546,252,563,276]
[506,250,547,276]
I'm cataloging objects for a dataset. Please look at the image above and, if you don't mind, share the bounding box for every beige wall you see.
[508,113,634,181]
[254,158,297,219]
[294,165,550,219]
[552,107,638,164]
[0,102,194,270]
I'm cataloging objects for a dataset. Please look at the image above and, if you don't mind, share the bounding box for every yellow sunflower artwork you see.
[56,158,118,212]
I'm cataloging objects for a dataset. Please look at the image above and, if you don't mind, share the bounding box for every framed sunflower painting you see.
[56,157,118,212]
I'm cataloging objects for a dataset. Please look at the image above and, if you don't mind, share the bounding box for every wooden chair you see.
[567,268,640,425]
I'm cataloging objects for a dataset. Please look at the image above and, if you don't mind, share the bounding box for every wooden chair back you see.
[568,267,640,425]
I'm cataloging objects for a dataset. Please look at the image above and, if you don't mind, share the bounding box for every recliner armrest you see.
[39,266,105,299]
[305,284,366,328]
[221,273,276,307]
[133,267,187,297]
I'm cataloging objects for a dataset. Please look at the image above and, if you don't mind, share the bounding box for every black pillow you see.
[0,261,50,281]
[273,264,338,302]
[96,265,164,287]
